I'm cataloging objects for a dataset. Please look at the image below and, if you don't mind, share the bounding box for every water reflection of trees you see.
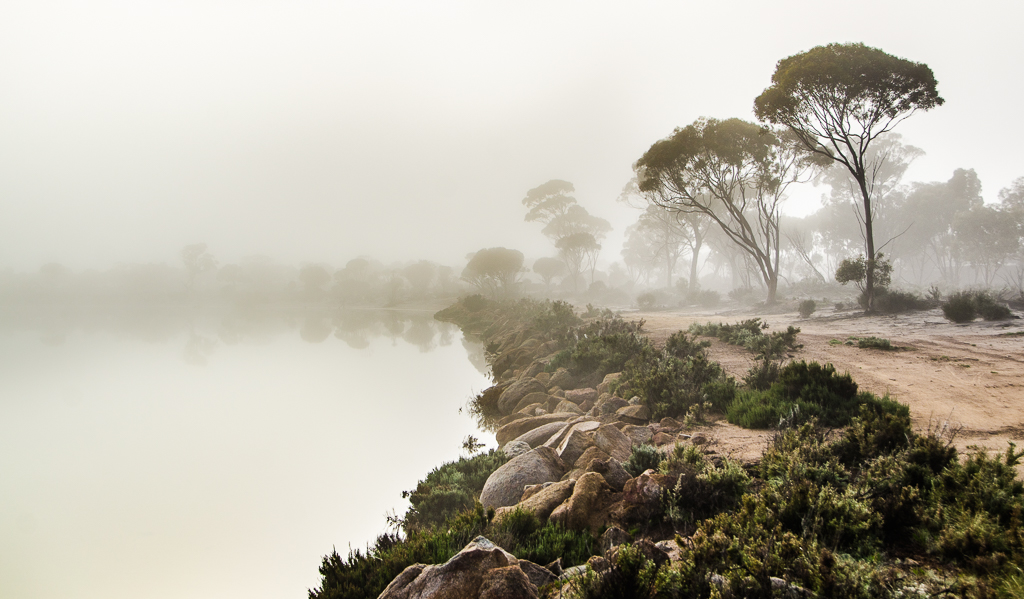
[0,305,474,362]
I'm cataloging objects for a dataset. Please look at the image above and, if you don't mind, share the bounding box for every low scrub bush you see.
[857,336,894,350]
[860,288,929,313]
[688,318,800,360]
[574,543,683,599]
[624,443,665,477]
[974,291,1013,321]
[403,449,508,530]
[621,332,736,420]
[661,447,751,527]
[798,299,816,318]
[942,291,977,323]
[545,316,649,379]
[636,291,658,311]
[727,361,902,429]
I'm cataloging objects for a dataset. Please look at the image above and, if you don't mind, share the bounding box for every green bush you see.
[857,336,894,350]
[974,291,1013,321]
[728,361,877,429]
[547,316,649,378]
[742,358,781,391]
[688,318,800,360]
[624,443,665,477]
[942,291,978,323]
[637,291,658,311]
[402,449,508,530]
[860,288,929,313]
[798,299,816,318]
[574,543,683,599]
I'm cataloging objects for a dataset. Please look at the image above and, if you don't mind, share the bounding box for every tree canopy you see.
[754,42,943,311]
[461,247,525,299]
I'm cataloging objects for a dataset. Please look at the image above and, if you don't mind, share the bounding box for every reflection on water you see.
[0,305,490,376]
[0,305,492,599]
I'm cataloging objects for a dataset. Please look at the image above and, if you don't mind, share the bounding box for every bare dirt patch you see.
[630,306,1024,464]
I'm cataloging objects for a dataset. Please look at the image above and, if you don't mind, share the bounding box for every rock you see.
[480,447,566,509]
[564,387,598,405]
[658,417,682,430]
[497,412,530,428]
[571,445,611,470]
[622,470,674,505]
[494,478,575,522]
[600,526,631,553]
[514,392,554,414]
[594,424,633,462]
[517,403,544,416]
[548,471,611,531]
[547,368,574,391]
[596,373,621,396]
[597,397,628,415]
[503,440,531,459]
[520,361,546,381]
[556,428,594,466]
[476,383,510,414]
[496,414,572,447]
[534,372,551,386]
[551,388,566,399]
[589,458,631,492]
[655,539,682,562]
[543,420,599,450]
[553,400,584,415]
[616,404,651,425]
[652,432,675,446]
[378,536,517,599]
[628,395,643,406]
[586,555,610,572]
[518,560,557,589]
[510,422,568,449]
[578,399,596,413]
[621,424,654,446]
[498,378,548,415]
[519,482,554,502]
[479,566,538,599]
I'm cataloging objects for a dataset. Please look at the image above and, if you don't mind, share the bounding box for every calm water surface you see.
[0,307,492,599]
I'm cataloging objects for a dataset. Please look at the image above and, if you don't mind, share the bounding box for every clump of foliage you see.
[742,357,782,391]
[689,289,720,308]
[798,298,816,318]
[835,254,893,291]
[942,290,1012,323]
[488,508,596,566]
[619,331,735,420]
[402,449,508,530]
[636,291,658,311]
[727,361,905,429]
[688,318,801,360]
[942,290,977,323]
[864,287,930,313]
[546,315,649,379]
[624,443,665,477]
[857,336,895,350]
[573,543,682,599]
[660,444,751,527]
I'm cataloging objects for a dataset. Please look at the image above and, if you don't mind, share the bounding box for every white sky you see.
[1,0,1021,271]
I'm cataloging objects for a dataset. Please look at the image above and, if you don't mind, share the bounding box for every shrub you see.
[798,299,816,318]
[549,316,650,379]
[728,361,871,429]
[974,291,1013,321]
[402,449,509,530]
[694,289,720,308]
[742,358,781,391]
[624,443,665,477]
[942,291,978,323]
[637,291,658,311]
[574,543,683,599]
[864,288,929,313]
[688,318,801,360]
[622,336,735,420]
[857,336,894,350]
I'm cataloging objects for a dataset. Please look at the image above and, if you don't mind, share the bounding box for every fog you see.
[2,1,1022,273]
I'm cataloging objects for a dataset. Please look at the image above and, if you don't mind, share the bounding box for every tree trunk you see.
[689,237,702,292]
[857,176,876,312]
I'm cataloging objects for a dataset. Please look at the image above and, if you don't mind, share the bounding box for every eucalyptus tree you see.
[635,117,820,304]
[461,247,525,299]
[532,256,567,289]
[754,42,944,310]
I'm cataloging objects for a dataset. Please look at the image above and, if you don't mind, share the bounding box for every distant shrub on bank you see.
[798,299,816,318]
[859,287,929,313]
[403,449,508,531]
[688,318,801,360]
[942,290,1012,323]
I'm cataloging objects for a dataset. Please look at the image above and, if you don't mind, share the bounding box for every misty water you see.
[0,307,493,599]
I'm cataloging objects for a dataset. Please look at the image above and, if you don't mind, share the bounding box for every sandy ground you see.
[628,306,1024,465]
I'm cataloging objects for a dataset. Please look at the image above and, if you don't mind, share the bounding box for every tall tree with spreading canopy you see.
[754,42,944,310]
[635,117,820,304]
[461,247,525,299]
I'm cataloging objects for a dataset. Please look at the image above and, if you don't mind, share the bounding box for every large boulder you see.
[513,392,554,414]
[564,387,598,405]
[589,458,631,492]
[616,404,651,425]
[594,424,633,462]
[596,373,621,396]
[498,378,548,415]
[549,471,612,532]
[552,400,584,415]
[518,560,557,589]
[556,428,594,467]
[503,440,531,459]
[496,414,571,447]
[510,422,568,449]
[378,536,518,599]
[480,447,566,509]
[621,424,654,446]
[479,566,538,599]
[547,368,574,391]
[493,478,575,522]
[597,397,628,415]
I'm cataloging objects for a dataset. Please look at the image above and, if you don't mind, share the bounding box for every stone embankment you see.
[377,305,721,598]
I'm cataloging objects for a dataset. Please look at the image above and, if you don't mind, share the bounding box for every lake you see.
[0,305,493,599]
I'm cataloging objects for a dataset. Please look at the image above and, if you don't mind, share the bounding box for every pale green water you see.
[0,308,491,599]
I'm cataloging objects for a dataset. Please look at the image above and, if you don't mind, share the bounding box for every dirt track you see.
[629,306,1024,464]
